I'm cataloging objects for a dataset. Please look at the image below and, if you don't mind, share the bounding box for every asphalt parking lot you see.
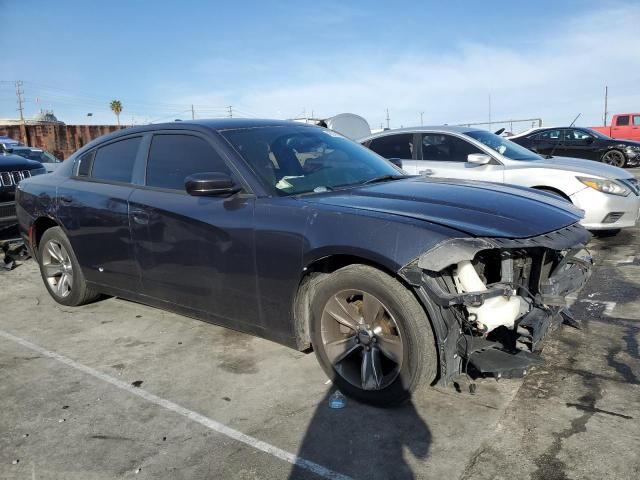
[1,171,639,480]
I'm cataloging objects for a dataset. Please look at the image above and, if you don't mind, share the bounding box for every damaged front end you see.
[400,223,593,382]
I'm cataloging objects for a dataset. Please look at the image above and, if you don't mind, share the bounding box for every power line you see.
[15,80,25,123]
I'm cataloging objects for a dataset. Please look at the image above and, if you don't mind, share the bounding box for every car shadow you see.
[288,388,431,480]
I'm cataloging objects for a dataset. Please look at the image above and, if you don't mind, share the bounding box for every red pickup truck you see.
[592,113,640,141]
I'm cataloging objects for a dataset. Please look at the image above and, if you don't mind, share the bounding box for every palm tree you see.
[110,100,123,126]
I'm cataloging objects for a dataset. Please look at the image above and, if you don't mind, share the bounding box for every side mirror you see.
[584,136,594,144]
[185,172,241,197]
[388,157,403,168]
[467,153,493,165]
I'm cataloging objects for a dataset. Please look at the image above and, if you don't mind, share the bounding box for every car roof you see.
[359,125,478,141]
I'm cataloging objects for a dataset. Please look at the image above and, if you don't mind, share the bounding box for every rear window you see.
[91,137,141,183]
[616,116,630,126]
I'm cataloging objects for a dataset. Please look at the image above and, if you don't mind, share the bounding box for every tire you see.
[601,149,627,168]
[37,226,101,306]
[591,229,621,238]
[309,264,438,407]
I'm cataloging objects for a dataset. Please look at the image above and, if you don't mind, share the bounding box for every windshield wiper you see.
[360,174,407,185]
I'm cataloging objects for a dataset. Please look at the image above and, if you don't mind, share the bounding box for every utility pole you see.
[603,86,608,126]
[420,111,424,126]
[227,105,233,118]
[488,93,492,125]
[15,80,25,123]
[191,104,195,120]
[385,108,390,129]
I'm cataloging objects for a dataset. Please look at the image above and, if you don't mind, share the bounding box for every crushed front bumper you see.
[401,222,593,382]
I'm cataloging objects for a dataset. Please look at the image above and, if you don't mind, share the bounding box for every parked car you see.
[0,136,22,153]
[1,154,46,233]
[508,127,640,168]
[16,119,592,406]
[361,126,640,235]
[6,146,62,172]
[591,113,640,142]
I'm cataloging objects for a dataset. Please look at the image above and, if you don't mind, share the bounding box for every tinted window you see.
[536,129,561,141]
[222,125,402,196]
[633,115,640,126]
[91,137,141,183]
[565,129,593,142]
[146,134,230,190]
[616,115,630,126]
[421,134,482,162]
[77,150,95,177]
[368,134,414,159]
[466,130,541,161]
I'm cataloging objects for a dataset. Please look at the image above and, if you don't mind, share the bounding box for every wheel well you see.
[32,217,59,252]
[531,186,572,203]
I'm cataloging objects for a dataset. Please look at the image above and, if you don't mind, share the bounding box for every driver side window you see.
[368,134,414,159]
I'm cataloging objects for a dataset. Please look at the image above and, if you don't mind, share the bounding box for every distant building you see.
[0,110,65,126]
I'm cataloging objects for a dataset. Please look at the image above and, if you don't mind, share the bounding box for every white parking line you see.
[0,329,352,480]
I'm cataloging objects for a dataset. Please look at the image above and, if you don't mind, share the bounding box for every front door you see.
[611,115,631,140]
[417,133,505,182]
[128,132,260,327]
[557,129,598,160]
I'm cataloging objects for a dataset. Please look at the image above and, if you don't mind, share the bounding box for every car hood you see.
[515,156,632,179]
[0,154,43,170]
[302,177,584,238]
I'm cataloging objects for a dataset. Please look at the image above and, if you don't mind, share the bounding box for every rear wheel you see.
[38,227,100,306]
[601,149,627,168]
[310,264,437,407]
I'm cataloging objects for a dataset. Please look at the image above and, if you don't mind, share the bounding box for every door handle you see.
[59,195,73,205]
[131,209,149,225]
[419,169,434,176]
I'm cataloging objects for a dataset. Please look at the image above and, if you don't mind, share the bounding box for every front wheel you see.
[38,226,101,306]
[601,149,627,168]
[310,264,438,407]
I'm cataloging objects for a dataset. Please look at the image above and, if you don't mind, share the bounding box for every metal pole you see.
[420,111,424,126]
[386,108,390,129]
[15,80,25,123]
[228,106,233,118]
[603,86,608,126]
[191,104,195,120]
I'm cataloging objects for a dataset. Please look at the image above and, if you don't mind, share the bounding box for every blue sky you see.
[1,0,639,130]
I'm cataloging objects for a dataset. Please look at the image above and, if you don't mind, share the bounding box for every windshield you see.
[583,128,610,139]
[466,130,542,161]
[221,125,404,195]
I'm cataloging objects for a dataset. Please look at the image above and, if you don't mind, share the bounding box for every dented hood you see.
[303,177,584,238]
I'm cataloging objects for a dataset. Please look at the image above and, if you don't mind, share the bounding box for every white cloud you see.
[170,3,640,132]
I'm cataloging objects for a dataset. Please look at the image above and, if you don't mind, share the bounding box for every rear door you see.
[531,129,562,156]
[611,115,631,139]
[56,135,143,291]
[632,114,640,141]
[128,130,260,327]
[365,133,417,173]
[418,133,504,182]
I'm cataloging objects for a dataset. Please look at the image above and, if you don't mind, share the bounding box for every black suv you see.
[510,127,640,168]
[1,154,46,234]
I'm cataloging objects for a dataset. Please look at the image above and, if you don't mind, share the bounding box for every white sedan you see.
[360,126,640,234]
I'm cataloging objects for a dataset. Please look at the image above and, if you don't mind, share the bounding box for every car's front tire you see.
[601,149,627,168]
[310,264,438,407]
[38,226,100,306]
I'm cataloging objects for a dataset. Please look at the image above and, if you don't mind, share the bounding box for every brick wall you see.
[0,124,125,160]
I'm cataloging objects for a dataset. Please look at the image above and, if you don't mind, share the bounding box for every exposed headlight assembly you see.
[577,176,630,197]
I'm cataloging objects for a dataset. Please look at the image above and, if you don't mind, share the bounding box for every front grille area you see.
[620,177,639,196]
[0,169,31,187]
[0,202,16,219]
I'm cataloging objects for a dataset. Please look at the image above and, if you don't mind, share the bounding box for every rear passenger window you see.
[76,150,95,177]
[368,134,414,159]
[616,116,630,126]
[91,137,141,183]
[146,134,230,191]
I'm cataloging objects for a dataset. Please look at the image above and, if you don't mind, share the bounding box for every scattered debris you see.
[23,433,29,438]
[1,239,30,271]
[135,467,142,474]
[328,390,346,409]
[62,405,69,409]
[135,315,142,318]
[162,436,167,441]
[12,459,19,465]
[222,396,231,402]
[177,342,182,345]
[131,380,143,388]
[58,418,66,423]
